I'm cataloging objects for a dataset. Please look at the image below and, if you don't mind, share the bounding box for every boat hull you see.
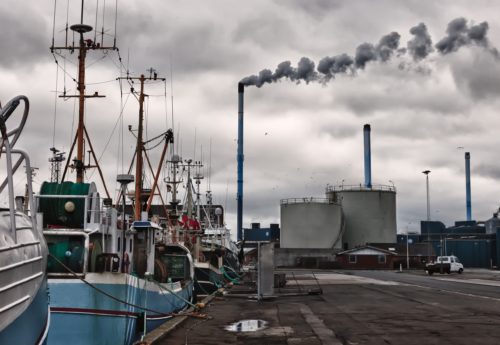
[47,273,193,345]
[194,265,223,295]
[0,278,50,345]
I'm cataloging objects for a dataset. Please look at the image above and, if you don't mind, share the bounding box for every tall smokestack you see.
[363,124,372,188]
[465,152,472,221]
[237,83,244,241]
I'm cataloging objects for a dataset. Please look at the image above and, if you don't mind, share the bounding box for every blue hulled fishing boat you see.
[0,96,50,344]
[42,4,194,343]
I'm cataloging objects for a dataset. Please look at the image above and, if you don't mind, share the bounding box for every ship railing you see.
[0,148,37,242]
[325,184,396,193]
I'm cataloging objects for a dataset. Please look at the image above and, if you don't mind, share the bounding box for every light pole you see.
[422,170,431,221]
[406,222,411,270]
[422,170,431,263]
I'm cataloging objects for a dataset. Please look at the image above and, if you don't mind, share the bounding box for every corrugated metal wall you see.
[429,238,494,268]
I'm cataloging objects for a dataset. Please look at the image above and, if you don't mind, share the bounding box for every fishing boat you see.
[173,160,241,295]
[0,96,50,344]
[42,7,194,344]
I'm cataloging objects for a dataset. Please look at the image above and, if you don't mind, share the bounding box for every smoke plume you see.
[240,17,498,88]
[435,17,494,54]
[407,23,433,61]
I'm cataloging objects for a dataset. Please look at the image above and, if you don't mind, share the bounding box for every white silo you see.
[326,186,397,248]
[280,198,343,249]
[325,124,397,249]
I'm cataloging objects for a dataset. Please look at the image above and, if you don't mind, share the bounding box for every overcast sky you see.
[2,0,500,235]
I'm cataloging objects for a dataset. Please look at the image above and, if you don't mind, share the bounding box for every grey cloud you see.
[0,6,49,68]
[475,164,500,179]
[273,0,342,19]
[232,16,295,50]
[448,50,500,101]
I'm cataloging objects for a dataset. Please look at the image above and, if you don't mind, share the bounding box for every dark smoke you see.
[241,18,498,87]
[317,53,354,81]
[407,23,433,61]
[376,32,401,62]
[295,57,318,82]
[354,43,377,69]
[354,32,401,68]
[239,58,318,87]
[435,18,495,54]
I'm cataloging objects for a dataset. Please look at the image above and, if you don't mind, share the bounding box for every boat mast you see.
[135,75,146,220]
[185,159,193,218]
[118,71,166,220]
[75,23,86,183]
[52,0,116,197]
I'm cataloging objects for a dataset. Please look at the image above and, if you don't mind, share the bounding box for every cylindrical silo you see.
[326,186,397,249]
[280,198,343,249]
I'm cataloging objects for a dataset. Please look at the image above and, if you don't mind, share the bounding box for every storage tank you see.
[326,185,396,249]
[280,198,343,249]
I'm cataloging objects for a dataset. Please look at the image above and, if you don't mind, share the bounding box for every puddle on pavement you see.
[224,319,268,332]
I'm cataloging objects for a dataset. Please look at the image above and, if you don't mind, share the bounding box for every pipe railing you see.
[326,184,396,193]
[280,197,337,205]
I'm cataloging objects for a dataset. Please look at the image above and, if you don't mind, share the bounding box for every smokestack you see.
[363,124,372,188]
[465,152,472,221]
[237,83,244,241]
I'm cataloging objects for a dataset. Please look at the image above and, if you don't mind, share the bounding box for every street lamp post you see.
[422,170,431,221]
[406,222,412,270]
[422,170,431,263]
[406,232,410,269]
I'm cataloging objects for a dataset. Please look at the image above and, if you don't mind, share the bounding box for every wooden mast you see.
[118,71,167,220]
[134,75,146,220]
[52,0,115,195]
[75,29,87,183]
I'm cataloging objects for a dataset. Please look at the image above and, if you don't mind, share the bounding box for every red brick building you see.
[336,244,435,269]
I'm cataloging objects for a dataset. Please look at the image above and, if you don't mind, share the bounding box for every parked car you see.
[425,255,464,275]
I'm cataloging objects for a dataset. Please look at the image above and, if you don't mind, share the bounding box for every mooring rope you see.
[49,253,182,317]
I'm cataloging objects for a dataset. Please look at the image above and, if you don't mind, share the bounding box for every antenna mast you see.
[118,70,167,220]
[49,147,66,183]
[52,0,116,198]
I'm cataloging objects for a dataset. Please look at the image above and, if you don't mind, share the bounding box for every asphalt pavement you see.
[155,269,500,345]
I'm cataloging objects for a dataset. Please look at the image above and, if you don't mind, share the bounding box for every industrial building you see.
[237,82,498,271]
[272,124,398,267]
[395,218,500,269]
